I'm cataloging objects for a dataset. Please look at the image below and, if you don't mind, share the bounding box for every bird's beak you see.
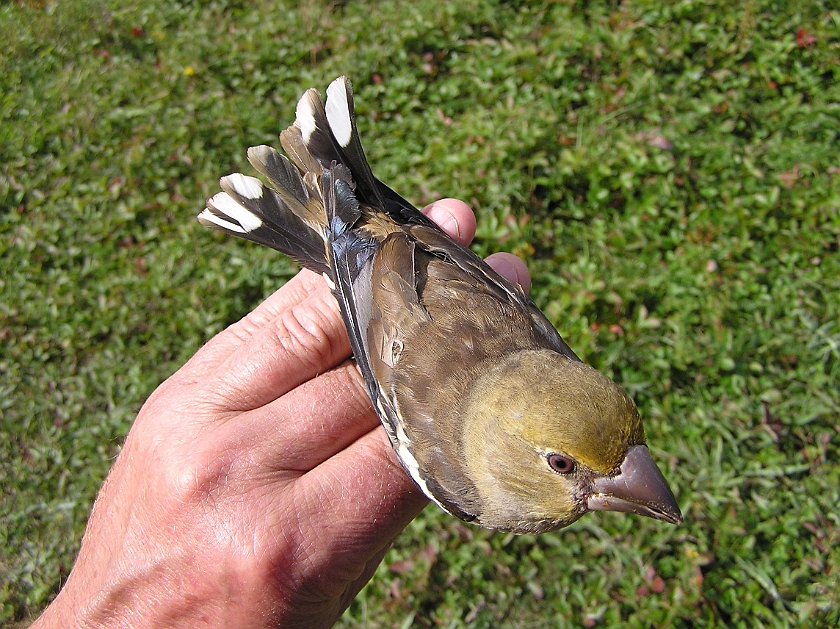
[587,445,683,525]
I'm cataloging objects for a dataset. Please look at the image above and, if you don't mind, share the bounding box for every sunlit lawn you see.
[2,1,838,627]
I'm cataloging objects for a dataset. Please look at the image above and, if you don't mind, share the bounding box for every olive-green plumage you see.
[199,77,682,533]
[461,352,645,532]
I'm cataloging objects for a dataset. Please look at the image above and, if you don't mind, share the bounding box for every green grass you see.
[2,0,838,626]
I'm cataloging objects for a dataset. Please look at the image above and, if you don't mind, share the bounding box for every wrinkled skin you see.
[32,199,530,629]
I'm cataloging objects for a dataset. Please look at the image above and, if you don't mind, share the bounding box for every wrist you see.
[33,549,259,629]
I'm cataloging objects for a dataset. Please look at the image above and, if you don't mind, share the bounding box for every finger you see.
[273,428,428,607]
[178,200,479,406]
[175,270,329,385]
[179,199,474,387]
[202,283,352,411]
[421,198,476,246]
[223,361,380,472]
[486,252,531,293]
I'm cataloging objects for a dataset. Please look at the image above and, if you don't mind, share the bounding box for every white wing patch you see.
[374,379,451,512]
[325,78,353,148]
[393,412,437,502]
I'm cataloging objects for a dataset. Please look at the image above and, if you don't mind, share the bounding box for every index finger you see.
[171,270,332,386]
[177,199,479,387]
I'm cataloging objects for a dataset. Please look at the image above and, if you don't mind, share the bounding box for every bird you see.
[198,76,682,533]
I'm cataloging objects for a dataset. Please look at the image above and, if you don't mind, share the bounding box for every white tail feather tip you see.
[208,192,263,233]
[325,78,353,148]
[247,145,272,168]
[223,173,263,200]
[296,90,318,143]
[199,208,246,234]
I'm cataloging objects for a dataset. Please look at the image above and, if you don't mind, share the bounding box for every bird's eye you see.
[547,453,576,474]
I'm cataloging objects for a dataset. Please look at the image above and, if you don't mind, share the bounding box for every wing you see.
[198,77,582,517]
[351,215,578,518]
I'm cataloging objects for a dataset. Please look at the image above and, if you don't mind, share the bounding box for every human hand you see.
[33,199,530,629]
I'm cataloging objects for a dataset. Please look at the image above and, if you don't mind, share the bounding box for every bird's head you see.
[462,349,682,533]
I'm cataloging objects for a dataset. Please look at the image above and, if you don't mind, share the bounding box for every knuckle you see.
[166,441,240,510]
[329,361,372,415]
[272,296,344,372]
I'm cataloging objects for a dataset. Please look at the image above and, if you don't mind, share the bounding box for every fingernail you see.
[494,258,520,285]
[426,204,460,241]
[486,253,531,293]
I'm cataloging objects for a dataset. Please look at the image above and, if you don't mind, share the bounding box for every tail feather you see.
[279,89,327,177]
[199,75,426,278]
[324,78,386,209]
[281,77,391,214]
[322,77,438,229]
[199,173,329,275]
[246,144,324,229]
[320,165,380,401]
